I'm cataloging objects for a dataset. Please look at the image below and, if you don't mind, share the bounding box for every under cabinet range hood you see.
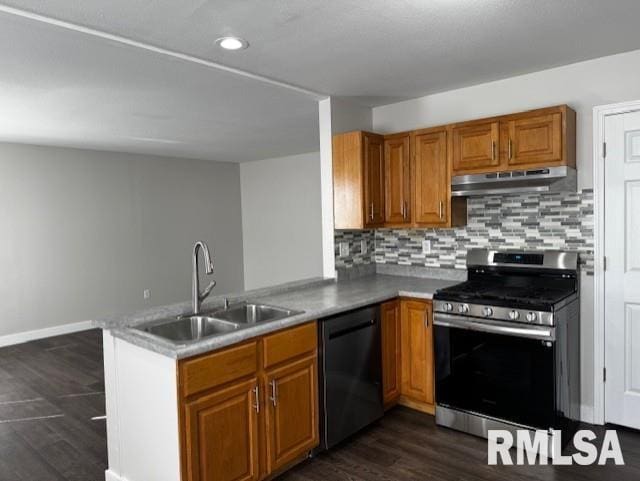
[451,166,577,197]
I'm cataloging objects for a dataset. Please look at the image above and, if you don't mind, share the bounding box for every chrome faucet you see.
[192,241,216,315]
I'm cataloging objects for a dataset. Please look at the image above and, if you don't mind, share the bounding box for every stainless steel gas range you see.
[433,249,581,440]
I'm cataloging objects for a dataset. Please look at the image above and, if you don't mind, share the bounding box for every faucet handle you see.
[199,280,217,301]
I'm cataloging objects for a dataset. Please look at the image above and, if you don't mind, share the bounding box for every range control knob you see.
[483,307,493,317]
[509,310,520,320]
[526,312,537,322]
[444,303,453,312]
[458,304,469,314]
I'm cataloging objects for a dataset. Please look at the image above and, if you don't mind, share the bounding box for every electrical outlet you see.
[143,289,151,300]
[422,240,431,254]
[361,239,368,255]
[339,242,349,257]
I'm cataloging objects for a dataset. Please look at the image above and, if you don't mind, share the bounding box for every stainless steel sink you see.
[212,303,301,324]
[135,302,303,344]
[139,316,240,343]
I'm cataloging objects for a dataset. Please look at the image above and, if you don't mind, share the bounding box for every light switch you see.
[422,240,431,254]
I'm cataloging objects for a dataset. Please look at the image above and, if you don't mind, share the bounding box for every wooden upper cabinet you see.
[332,105,573,229]
[413,129,449,226]
[502,106,576,169]
[183,378,260,481]
[452,121,500,174]
[384,133,411,225]
[381,300,401,407]
[363,133,385,227]
[264,355,318,473]
[332,131,385,229]
[333,132,364,229]
[400,299,434,409]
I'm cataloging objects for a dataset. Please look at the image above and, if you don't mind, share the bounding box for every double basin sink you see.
[136,303,303,344]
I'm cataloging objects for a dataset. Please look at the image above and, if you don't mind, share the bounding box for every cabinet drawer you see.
[263,322,317,369]
[180,341,258,397]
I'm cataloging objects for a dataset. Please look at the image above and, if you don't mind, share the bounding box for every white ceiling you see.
[0,10,320,162]
[2,0,640,161]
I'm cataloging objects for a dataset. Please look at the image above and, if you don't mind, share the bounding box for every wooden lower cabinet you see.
[381,300,401,407]
[179,301,441,480]
[265,355,318,473]
[399,299,435,413]
[184,378,260,481]
[179,323,318,481]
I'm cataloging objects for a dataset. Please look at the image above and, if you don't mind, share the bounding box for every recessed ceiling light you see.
[215,36,249,51]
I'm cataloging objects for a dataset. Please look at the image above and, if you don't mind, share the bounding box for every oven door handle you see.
[434,313,555,341]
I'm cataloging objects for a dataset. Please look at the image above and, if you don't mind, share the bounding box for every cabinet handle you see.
[425,311,430,328]
[492,140,496,161]
[253,385,260,413]
[508,138,513,160]
[270,380,278,407]
[402,201,408,220]
[439,201,444,220]
[369,203,374,221]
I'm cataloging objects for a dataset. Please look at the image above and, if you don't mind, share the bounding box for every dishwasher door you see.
[319,305,383,450]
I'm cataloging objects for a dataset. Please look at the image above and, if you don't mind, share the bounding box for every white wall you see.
[330,97,373,134]
[0,143,244,338]
[373,48,640,190]
[240,151,323,290]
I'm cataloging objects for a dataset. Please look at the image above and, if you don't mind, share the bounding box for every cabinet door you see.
[184,378,260,481]
[363,132,385,227]
[384,134,411,225]
[265,355,318,473]
[452,121,500,174]
[381,300,401,407]
[413,130,448,226]
[332,132,365,229]
[400,300,434,406]
[505,112,562,168]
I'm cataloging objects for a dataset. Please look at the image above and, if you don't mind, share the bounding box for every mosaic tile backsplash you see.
[335,190,594,273]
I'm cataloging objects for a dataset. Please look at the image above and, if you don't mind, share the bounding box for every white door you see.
[604,110,640,429]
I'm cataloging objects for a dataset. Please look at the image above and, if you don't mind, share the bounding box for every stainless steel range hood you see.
[451,166,576,197]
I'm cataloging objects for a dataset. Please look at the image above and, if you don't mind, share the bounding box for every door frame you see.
[593,99,640,425]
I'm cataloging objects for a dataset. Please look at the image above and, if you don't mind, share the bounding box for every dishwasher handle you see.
[328,319,376,340]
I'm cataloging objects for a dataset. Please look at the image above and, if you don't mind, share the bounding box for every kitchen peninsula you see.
[97,271,459,481]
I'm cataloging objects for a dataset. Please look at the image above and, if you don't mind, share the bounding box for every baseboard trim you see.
[581,404,595,425]
[105,469,126,481]
[0,320,93,348]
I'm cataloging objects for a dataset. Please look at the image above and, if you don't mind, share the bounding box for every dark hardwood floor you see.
[0,329,107,481]
[1,329,639,481]
[281,407,640,481]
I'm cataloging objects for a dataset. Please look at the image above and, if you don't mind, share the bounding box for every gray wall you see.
[0,143,244,337]
[240,151,323,290]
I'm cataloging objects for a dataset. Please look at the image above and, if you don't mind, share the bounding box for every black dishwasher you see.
[318,305,383,450]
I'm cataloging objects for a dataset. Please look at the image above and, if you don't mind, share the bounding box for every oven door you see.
[434,313,556,429]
